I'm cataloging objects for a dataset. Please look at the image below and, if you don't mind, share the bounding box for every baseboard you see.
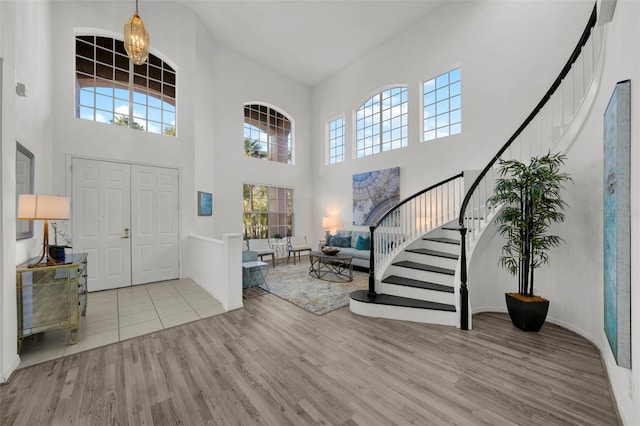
[1,354,21,385]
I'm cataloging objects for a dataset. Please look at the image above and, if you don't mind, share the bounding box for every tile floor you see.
[17,278,226,369]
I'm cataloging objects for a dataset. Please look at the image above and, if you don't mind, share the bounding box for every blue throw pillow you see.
[332,236,351,248]
[355,235,370,250]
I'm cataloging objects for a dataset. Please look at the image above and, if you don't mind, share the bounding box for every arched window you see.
[75,34,176,136]
[244,104,292,164]
[355,87,408,158]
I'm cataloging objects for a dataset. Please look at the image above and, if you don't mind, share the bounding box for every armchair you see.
[287,236,312,265]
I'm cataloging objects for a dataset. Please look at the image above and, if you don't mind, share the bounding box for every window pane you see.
[74,34,178,136]
[422,68,461,142]
[244,105,292,164]
[356,87,407,158]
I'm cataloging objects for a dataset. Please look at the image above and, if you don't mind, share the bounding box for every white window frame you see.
[327,115,346,165]
[244,103,294,164]
[74,31,177,136]
[354,85,408,158]
[422,67,461,142]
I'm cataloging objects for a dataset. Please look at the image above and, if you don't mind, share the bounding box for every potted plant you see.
[488,151,572,331]
[49,221,72,262]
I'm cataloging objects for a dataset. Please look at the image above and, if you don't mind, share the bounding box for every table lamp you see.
[17,194,71,267]
[322,217,335,237]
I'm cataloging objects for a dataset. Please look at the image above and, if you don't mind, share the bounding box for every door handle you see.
[121,228,130,239]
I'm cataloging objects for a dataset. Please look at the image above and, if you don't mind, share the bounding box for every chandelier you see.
[124,0,149,65]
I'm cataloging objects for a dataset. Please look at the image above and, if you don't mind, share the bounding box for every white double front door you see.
[71,158,179,291]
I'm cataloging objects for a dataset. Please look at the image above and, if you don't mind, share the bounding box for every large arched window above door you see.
[244,104,292,164]
[75,34,177,136]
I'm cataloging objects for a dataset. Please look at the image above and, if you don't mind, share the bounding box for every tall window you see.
[356,87,408,158]
[243,184,293,239]
[75,35,176,136]
[244,104,292,164]
[423,68,461,141]
[328,116,345,164]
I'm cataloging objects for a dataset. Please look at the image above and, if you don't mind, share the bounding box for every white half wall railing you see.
[184,233,243,312]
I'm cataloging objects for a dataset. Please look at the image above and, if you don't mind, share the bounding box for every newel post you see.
[368,226,376,296]
[459,227,469,330]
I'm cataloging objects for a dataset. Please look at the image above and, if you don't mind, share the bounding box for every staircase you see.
[350,223,459,326]
[350,3,605,329]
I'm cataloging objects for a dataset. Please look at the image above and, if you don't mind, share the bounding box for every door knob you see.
[121,228,130,239]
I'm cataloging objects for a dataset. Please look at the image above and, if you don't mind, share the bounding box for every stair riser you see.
[382,283,455,305]
[350,299,457,326]
[436,228,462,240]
[420,240,460,255]
[387,265,453,285]
[400,252,457,269]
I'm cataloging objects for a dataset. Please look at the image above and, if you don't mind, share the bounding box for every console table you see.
[308,251,353,282]
[16,253,88,352]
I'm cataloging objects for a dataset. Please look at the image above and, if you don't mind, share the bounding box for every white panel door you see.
[131,165,179,285]
[72,158,132,291]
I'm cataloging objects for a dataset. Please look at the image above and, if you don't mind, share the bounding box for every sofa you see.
[325,230,371,270]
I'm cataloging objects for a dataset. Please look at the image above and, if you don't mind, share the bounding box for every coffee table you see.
[308,251,353,282]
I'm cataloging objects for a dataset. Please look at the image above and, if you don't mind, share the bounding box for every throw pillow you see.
[355,235,370,250]
[332,236,351,248]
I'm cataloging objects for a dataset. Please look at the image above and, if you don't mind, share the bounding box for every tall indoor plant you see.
[488,151,572,331]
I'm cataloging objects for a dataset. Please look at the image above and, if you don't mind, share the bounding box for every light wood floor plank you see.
[1,294,620,425]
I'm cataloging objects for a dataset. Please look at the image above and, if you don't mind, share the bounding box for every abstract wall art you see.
[352,167,400,226]
[198,191,213,216]
[603,79,631,369]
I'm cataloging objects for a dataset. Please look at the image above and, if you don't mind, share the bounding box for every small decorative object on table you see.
[321,247,340,256]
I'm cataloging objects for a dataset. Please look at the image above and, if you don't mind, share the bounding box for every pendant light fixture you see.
[124,0,149,65]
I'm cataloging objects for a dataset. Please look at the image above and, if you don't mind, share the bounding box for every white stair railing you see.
[372,173,464,282]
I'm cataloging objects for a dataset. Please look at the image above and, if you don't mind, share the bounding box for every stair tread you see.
[441,226,464,231]
[392,261,455,275]
[422,237,460,245]
[405,248,458,259]
[350,290,456,312]
[382,275,454,293]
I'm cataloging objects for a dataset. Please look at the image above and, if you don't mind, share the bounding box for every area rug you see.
[259,257,368,315]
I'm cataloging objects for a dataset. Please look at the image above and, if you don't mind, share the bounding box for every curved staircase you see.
[351,223,459,325]
[350,3,605,329]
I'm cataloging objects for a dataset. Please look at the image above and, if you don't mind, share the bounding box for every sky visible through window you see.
[77,88,176,134]
[75,35,176,136]
[423,67,461,141]
[328,116,345,164]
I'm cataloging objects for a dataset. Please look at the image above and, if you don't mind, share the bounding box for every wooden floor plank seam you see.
[0,293,620,425]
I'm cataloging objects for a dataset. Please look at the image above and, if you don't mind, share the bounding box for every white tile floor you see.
[17,278,225,369]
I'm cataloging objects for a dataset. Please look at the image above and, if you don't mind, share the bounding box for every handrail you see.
[367,172,464,295]
[458,4,597,229]
[456,3,600,330]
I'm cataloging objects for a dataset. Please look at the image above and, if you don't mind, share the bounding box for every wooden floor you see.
[1,294,619,425]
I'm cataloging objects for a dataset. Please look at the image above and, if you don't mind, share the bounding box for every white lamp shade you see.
[18,194,70,220]
[322,217,333,228]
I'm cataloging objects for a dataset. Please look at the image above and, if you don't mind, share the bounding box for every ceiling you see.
[177,1,447,87]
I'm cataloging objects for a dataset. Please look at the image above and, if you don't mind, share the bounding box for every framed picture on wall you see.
[16,141,34,240]
[198,191,213,216]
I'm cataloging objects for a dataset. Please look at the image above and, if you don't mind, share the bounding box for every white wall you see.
[312,0,640,421]
[457,2,640,423]
[310,0,594,244]
[210,45,313,241]
[1,0,53,382]
[1,0,313,381]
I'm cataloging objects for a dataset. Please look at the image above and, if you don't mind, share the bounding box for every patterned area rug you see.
[256,257,368,315]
